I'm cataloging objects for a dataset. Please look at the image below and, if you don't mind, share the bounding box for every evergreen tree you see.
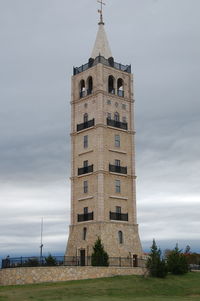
[146,239,168,278]
[91,238,109,267]
[167,244,188,275]
[45,254,57,266]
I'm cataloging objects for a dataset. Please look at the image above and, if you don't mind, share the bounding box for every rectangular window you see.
[115,180,121,193]
[84,135,88,148]
[83,181,88,193]
[115,135,120,147]
[107,99,111,105]
[122,104,126,110]
[115,159,120,166]
[84,207,88,214]
[83,160,88,167]
[107,113,111,119]
[116,206,121,213]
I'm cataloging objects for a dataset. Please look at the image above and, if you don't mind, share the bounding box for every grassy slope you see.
[0,273,200,301]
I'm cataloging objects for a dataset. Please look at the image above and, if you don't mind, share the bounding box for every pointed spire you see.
[91,1,112,59]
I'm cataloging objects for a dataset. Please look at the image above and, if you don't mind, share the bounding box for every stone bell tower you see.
[65,5,142,263]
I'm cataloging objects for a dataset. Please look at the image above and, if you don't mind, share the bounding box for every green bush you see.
[167,244,189,275]
[45,254,57,266]
[91,238,109,267]
[146,239,168,278]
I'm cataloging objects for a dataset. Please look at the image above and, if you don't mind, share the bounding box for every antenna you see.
[40,217,44,259]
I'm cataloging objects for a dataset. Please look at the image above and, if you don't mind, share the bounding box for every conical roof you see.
[91,23,112,59]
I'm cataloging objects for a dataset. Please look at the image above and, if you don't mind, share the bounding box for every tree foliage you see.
[146,239,168,278]
[167,244,188,275]
[91,238,109,267]
[45,254,57,266]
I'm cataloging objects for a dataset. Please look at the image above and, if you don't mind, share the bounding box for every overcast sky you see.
[0,0,200,259]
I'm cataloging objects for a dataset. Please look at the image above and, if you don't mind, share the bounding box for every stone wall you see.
[0,266,146,286]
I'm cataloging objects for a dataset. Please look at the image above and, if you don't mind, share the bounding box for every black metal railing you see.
[87,89,93,95]
[110,212,129,221]
[117,90,124,97]
[80,91,86,98]
[109,164,127,174]
[77,212,94,222]
[107,118,128,130]
[1,255,146,269]
[74,55,131,76]
[77,119,95,132]
[78,164,93,176]
[108,88,115,94]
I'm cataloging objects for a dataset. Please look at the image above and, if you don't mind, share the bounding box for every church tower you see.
[65,4,142,263]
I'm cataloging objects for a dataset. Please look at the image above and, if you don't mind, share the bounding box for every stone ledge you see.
[0,266,147,286]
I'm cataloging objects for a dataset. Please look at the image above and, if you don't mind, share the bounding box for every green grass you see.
[0,273,200,301]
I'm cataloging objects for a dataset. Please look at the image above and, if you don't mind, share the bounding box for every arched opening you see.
[83,113,88,123]
[117,78,124,97]
[114,112,120,122]
[83,227,87,240]
[80,80,86,98]
[87,76,93,95]
[108,75,115,94]
[118,231,123,244]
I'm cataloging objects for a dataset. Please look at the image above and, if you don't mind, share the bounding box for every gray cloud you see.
[0,0,200,259]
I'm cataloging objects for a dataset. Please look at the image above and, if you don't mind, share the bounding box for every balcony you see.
[78,165,93,176]
[74,55,131,76]
[107,118,128,130]
[117,90,124,97]
[78,212,94,222]
[109,164,127,175]
[110,212,128,222]
[77,119,95,132]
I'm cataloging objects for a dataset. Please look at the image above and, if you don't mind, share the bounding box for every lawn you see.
[0,272,200,301]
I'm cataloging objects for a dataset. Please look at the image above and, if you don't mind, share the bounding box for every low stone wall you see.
[0,266,146,286]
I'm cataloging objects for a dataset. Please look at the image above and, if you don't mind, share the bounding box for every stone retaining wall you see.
[0,266,146,286]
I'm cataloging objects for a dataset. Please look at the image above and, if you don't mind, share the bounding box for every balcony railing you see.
[107,118,128,130]
[78,212,94,222]
[117,90,124,97]
[78,165,93,176]
[77,119,95,132]
[109,164,127,174]
[74,55,131,76]
[108,88,115,95]
[80,91,86,98]
[110,212,128,221]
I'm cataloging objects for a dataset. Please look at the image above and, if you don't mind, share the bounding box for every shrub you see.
[91,238,109,267]
[45,254,57,266]
[167,244,189,275]
[146,239,168,278]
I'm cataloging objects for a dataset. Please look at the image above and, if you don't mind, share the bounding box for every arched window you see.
[117,78,124,97]
[114,112,120,122]
[108,75,115,94]
[80,80,86,98]
[84,113,88,123]
[83,227,87,240]
[118,231,123,244]
[87,76,93,95]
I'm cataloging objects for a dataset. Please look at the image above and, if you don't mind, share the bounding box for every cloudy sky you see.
[0,0,199,259]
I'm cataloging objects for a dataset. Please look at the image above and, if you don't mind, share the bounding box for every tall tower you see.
[66,6,142,262]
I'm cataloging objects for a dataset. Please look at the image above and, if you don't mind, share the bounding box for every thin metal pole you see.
[40,217,44,262]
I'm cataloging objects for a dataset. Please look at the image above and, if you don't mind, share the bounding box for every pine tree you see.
[167,244,188,275]
[45,254,57,266]
[91,238,109,267]
[146,239,168,278]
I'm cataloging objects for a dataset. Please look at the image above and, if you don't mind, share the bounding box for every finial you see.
[97,0,106,25]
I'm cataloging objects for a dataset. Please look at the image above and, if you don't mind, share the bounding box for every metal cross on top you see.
[97,0,106,24]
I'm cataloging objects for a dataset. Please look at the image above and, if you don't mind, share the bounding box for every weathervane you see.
[97,0,106,25]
